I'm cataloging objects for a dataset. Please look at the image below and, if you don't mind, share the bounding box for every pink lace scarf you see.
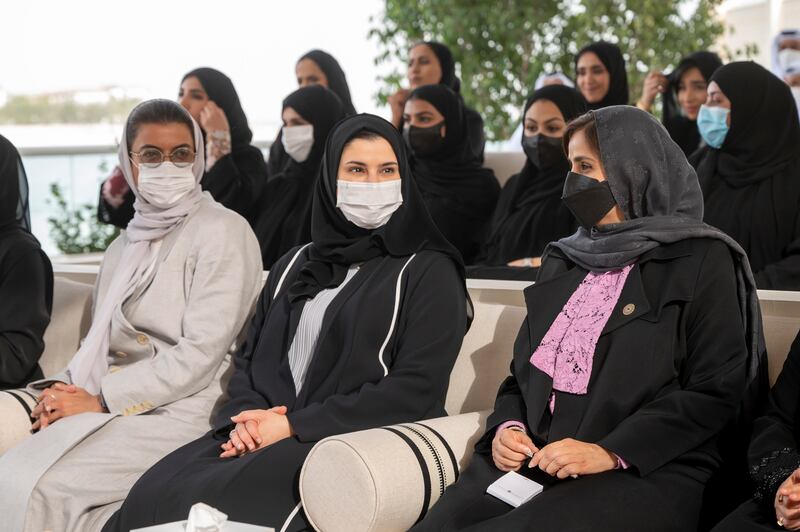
[530,265,633,405]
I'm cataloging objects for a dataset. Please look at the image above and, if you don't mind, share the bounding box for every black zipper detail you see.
[403,424,447,497]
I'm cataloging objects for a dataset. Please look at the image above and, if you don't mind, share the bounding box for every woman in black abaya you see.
[98,67,268,227]
[403,84,499,263]
[0,135,53,388]
[103,114,470,532]
[575,41,629,110]
[267,49,357,179]
[253,85,345,269]
[691,61,800,290]
[389,41,486,162]
[471,85,587,280]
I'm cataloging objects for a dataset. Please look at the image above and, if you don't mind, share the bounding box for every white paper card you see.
[486,471,544,507]
[131,521,273,532]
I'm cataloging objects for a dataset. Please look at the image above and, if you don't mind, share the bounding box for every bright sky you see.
[0,0,394,133]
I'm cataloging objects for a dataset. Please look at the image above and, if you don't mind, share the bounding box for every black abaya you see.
[267,50,357,180]
[691,61,800,289]
[0,134,53,388]
[104,115,469,532]
[410,41,486,163]
[712,331,800,532]
[253,85,345,269]
[405,84,499,264]
[472,85,586,277]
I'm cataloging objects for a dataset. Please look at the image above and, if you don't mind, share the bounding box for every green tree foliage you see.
[0,94,140,124]
[370,0,751,140]
[47,182,118,254]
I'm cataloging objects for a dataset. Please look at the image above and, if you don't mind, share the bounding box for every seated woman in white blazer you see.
[0,99,263,532]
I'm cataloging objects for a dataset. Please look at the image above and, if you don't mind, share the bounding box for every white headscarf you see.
[772,29,800,78]
[534,72,575,90]
[67,101,205,394]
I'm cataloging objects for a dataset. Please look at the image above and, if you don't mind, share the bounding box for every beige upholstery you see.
[300,411,489,532]
[483,151,526,187]
[40,277,93,378]
[0,390,37,455]
[445,302,526,415]
[301,302,523,531]
[301,297,800,531]
[760,299,800,386]
[0,277,92,456]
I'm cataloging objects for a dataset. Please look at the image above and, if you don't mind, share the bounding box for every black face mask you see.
[561,171,618,230]
[522,134,565,170]
[403,123,445,158]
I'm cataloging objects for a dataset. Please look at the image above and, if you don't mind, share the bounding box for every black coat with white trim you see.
[216,245,469,442]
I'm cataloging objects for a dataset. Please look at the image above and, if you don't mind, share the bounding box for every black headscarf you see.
[298,50,357,115]
[575,41,630,110]
[547,104,761,406]
[697,61,800,187]
[268,50,358,179]
[691,62,800,288]
[408,41,485,163]
[254,86,345,268]
[287,113,466,306]
[182,67,253,149]
[405,84,499,260]
[0,135,31,233]
[480,85,587,265]
[662,51,723,156]
[421,41,461,92]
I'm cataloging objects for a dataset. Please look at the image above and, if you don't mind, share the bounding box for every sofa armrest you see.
[0,390,36,456]
[299,410,489,532]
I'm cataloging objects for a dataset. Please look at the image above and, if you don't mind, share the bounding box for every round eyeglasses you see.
[129,147,196,168]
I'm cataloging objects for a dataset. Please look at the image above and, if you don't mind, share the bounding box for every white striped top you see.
[287,265,360,395]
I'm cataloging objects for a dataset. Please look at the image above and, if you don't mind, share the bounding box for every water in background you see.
[24,152,118,255]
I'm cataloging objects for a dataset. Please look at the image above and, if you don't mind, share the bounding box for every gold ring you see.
[49,394,56,401]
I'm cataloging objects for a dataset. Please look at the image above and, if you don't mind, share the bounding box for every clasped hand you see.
[31,383,105,431]
[492,428,617,479]
[775,468,800,529]
[219,405,293,458]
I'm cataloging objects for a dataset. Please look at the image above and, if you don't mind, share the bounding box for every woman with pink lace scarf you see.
[414,106,765,532]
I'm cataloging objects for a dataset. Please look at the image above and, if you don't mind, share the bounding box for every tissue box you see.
[131,522,274,532]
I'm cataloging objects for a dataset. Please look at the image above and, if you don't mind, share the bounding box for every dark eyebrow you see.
[344,160,367,166]
[544,118,563,125]
[136,143,192,151]
[188,89,205,96]
[379,162,399,168]
[572,155,594,163]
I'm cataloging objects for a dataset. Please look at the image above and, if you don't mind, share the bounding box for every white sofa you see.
[299,293,800,532]
[0,277,92,454]
[24,267,800,531]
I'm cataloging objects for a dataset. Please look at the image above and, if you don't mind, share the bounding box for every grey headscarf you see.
[547,105,763,388]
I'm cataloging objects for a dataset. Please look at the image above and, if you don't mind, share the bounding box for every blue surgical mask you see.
[697,104,730,149]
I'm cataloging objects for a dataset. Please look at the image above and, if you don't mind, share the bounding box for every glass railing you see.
[20,141,271,255]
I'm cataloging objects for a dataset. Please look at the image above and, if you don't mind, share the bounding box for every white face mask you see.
[778,48,800,73]
[282,124,314,163]
[336,179,403,229]
[137,162,197,209]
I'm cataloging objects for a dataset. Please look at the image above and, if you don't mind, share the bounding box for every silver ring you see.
[49,394,56,401]
[779,517,785,527]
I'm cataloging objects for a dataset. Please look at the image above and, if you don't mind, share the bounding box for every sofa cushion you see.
[300,411,489,532]
[445,302,526,415]
[40,277,93,378]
